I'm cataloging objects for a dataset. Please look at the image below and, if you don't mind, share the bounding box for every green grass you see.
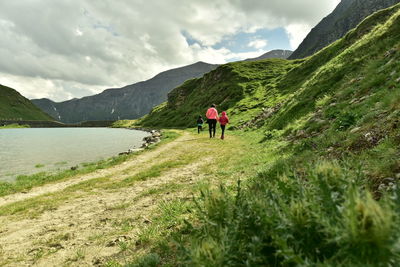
[180,161,400,266]
[127,4,400,266]
[137,59,300,128]
[0,123,30,129]
[2,3,400,266]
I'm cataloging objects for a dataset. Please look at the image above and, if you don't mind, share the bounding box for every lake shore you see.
[0,129,257,266]
[0,128,153,186]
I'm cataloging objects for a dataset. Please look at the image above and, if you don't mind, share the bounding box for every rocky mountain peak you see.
[289,0,400,59]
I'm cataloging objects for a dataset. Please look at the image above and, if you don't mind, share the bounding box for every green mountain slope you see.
[139,3,400,130]
[138,59,300,127]
[0,84,53,121]
[131,3,400,266]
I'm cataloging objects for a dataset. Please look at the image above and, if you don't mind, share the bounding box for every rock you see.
[396,77,400,83]
[385,49,397,57]
[383,177,395,183]
[386,59,395,66]
[128,148,142,153]
[349,98,358,104]
[119,152,129,156]
[70,166,78,171]
[378,184,386,191]
[349,77,364,84]
[296,130,306,138]
[350,127,361,133]
[152,132,161,137]
[106,241,116,247]
[93,258,104,265]
[141,143,148,148]
[106,236,131,247]
[48,243,64,250]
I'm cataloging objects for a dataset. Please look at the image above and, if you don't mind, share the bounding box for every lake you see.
[0,128,150,182]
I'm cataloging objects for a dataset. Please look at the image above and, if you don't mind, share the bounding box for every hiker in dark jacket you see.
[197,115,204,134]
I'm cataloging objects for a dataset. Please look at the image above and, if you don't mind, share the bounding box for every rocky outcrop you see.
[118,130,162,155]
[244,50,293,61]
[289,0,400,59]
[32,62,218,123]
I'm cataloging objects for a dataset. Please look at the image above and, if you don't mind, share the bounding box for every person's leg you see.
[198,126,201,134]
[212,120,217,137]
[208,122,212,138]
[221,125,225,139]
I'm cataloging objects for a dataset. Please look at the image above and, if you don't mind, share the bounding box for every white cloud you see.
[285,23,312,49]
[248,39,268,49]
[0,0,340,101]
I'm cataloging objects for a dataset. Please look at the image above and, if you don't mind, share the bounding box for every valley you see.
[1,0,400,266]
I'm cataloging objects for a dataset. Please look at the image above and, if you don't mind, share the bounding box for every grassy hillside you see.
[138,59,300,128]
[138,4,400,130]
[0,84,53,121]
[128,3,400,266]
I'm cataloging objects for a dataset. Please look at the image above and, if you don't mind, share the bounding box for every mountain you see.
[134,4,400,265]
[0,84,53,121]
[244,49,292,61]
[289,0,400,59]
[138,2,400,129]
[32,61,218,123]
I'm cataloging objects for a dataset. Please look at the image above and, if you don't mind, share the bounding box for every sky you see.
[0,0,340,102]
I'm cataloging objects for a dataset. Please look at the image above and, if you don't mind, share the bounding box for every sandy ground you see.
[0,132,217,266]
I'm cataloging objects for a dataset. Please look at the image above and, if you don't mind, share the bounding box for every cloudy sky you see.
[0,0,340,102]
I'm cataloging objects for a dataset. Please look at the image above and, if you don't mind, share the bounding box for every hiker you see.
[197,115,204,134]
[219,111,229,140]
[206,104,218,138]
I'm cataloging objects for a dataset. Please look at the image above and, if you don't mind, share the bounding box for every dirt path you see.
[0,131,239,266]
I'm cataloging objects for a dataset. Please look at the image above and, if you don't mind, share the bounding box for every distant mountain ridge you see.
[289,0,400,59]
[32,61,218,123]
[0,84,53,121]
[244,49,292,61]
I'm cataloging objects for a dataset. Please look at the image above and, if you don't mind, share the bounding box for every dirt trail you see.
[0,131,222,266]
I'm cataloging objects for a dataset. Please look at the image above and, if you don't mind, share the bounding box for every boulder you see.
[152,132,161,137]
[141,143,149,148]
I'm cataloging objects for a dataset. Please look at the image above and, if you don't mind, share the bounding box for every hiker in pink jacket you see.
[219,111,229,139]
[206,104,219,138]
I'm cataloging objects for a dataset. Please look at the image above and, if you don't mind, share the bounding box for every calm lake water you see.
[0,128,150,182]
